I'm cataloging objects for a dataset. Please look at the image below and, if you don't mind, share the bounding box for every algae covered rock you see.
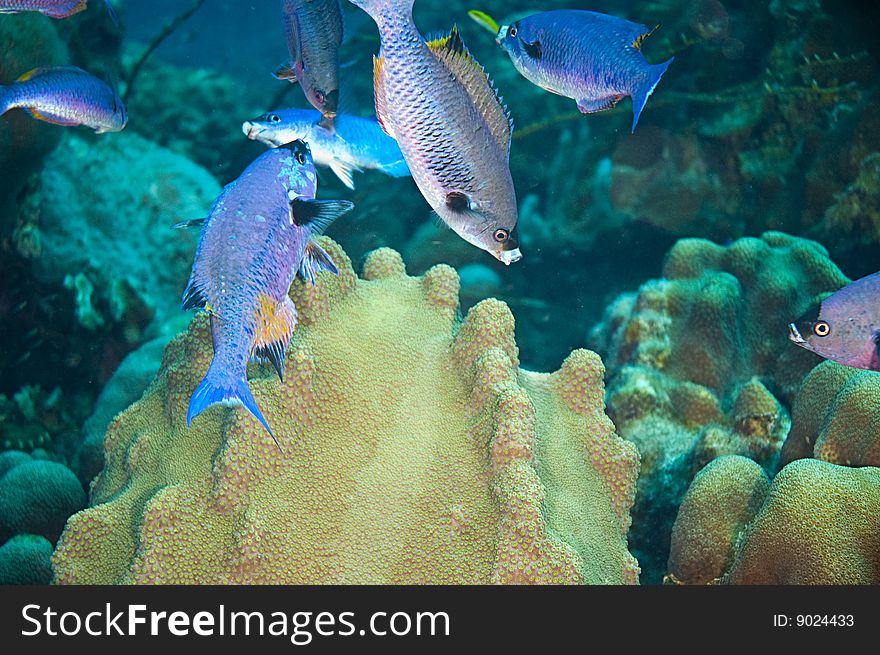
[53,240,640,585]
[590,232,849,582]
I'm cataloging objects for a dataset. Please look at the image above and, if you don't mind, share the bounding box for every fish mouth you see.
[495,25,508,46]
[242,121,260,140]
[242,121,285,148]
[496,247,522,266]
[788,323,806,345]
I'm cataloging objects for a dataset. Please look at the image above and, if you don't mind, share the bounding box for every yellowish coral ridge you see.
[52,240,639,584]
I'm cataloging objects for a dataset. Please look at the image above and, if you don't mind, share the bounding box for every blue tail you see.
[630,57,674,133]
[186,362,281,451]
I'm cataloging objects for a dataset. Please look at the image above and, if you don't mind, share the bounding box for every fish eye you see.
[493,229,510,243]
[269,114,281,123]
[813,321,831,337]
[315,90,325,104]
[294,150,307,165]
[508,24,518,38]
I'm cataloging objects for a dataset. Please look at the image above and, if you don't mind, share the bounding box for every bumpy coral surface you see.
[727,459,880,584]
[666,456,770,585]
[590,232,849,582]
[782,361,880,467]
[53,240,639,584]
[0,534,54,585]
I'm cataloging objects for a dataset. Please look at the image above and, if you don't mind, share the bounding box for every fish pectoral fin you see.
[576,96,623,114]
[289,198,355,234]
[298,242,339,287]
[27,107,80,127]
[521,38,542,60]
[273,63,299,83]
[328,160,359,190]
[181,281,209,312]
[252,295,297,383]
[372,55,395,139]
[172,218,206,230]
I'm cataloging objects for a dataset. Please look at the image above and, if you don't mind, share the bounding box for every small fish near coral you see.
[0,66,127,133]
[182,141,354,448]
[471,8,673,133]
[275,0,344,119]
[0,0,115,20]
[243,108,410,190]
[348,0,521,265]
[789,271,880,371]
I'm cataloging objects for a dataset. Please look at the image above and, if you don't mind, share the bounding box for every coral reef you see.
[21,131,220,336]
[0,534,54,585]
[670,458,880,585]
[666,456,770,585]
[0,14,68,220]
[782,361,880,467]
[53,240,639,585]
[590,232,849,582]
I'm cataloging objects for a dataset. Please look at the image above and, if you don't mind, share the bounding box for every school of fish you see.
[7,0,869,448]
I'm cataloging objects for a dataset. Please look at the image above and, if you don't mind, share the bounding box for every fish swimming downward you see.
[0,66,126,133]
[182,142,354,446]
[789,272,880,372]
[478,9,673,133]
[243,108,410,189]
[275,0,344,119]
[348,0,521,265]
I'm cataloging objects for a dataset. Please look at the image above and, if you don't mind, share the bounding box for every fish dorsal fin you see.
[425,26,513,156]
[15,65,87,83]
[181,279,209,312]
[631,23,661,50]
[372,55,394,138]
[290,198,355,234]
[251,294,297,382]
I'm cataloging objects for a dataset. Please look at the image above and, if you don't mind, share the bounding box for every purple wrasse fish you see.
[275,0,344,119]
[242,108,409,190]
[182,141,354,446]
[486,9,673,133]
[789,272,880,372]
[0,0,114,19]
[347,0,521,265]
[0,66,127,133]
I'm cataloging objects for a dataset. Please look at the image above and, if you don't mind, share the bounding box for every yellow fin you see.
[426,26,513,156]
[251,294,297,381]
[372,54,394,138]
[16,68,45,83]
[28,107,79,127]
[632,23,661,51]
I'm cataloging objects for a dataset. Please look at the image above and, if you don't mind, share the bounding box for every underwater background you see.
[1,0,879,585]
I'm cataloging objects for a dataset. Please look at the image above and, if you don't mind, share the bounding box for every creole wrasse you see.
[0,66,126,133]
[182,142,354,447]
[347,0,520,265]
[476,9,673,133]
[0,0,115,20]
[275,0,344,119]
[789,272,880,372]
[242,108,410,190]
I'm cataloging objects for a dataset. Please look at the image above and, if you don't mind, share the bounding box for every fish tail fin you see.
[186,361,281,451]
[347,0,415,22]
[0,86,11,117]
[630,57,673,133]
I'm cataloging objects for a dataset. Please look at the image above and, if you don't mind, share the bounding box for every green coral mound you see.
[53,241,640,585]
[590,231,849,582]
[0,534,54,585]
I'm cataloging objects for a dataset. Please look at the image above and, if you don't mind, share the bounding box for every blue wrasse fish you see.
[347,0,520,265]
[0,66,126,133]
[0,0,114,19]
[275,0,344,119]
[483,9,673,133]
[242,108,409,190]
[182,142,354,447]
[789,272,880,372]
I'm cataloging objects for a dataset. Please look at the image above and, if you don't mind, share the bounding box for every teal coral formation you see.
[590,232,849,582]
[0,534,54,585]
[52,241,640,585]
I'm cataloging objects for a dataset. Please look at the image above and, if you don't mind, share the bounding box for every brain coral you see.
[667,458,880,584]
[782,361,880,467]
[53,240,640,584]
[589,232,849,582]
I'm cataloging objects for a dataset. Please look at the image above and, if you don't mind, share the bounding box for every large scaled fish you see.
[489,9,673,133]
[789,272,880,372]
[0,66,126,133]
[182,141,354,446]
[242,108,410,190]
[275,0,344,119]
[347,0,521,265]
